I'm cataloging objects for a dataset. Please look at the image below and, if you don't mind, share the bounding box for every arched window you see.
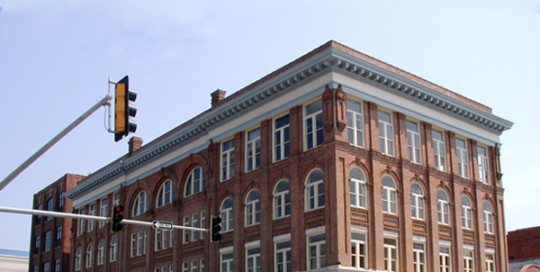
[132,191,147,217]
[156,180,173,208]
[437,190,450,225]
[483,202,494,234]
[110,235,118,262]
[97,240,105,265]
[305,170,325,211]
[245,190,261,226]
[273,180,291,219]
[461,196,473,229]
[75,247,82,271]
[382,176,397,214]
[86,244,93,268]
[411,183,424,220]
[220,198,234,232]
[185,167,207,197]
[350,168,367,208]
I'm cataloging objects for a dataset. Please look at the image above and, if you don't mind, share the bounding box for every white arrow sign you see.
[152,220,174,230]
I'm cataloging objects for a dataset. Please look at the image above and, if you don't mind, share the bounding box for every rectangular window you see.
[45,231,52,252]
[182,262,189,272]
[274,115,290,162]
[246,247,261,272]
[221,252,233,272]
[478,146,490,184]
[55,226,62,247]
[464,250,474,272]
[432,130,446,171]
[439,246,451,272]
[183,216,190,244]
[246,128,261,172]
[384,238,398,272]
[351,232,367,269]
[77,209,85,236]
[307,233,326,270]
[456,138,470,178]
[275,240,291,272]
[130,234,136,257]
[486,253,495,272]
[88,204,96,232]
[413,243,425,272]
[43,261,50,272]
[191,260,198,272]
[201,211,206,240]
[305,100,324,150]
[200,258,205,272]
[347,100,364,147]
[55,258,61,272]
[114,193,120,206]
[99,198,108,228]
[155,229,162,251]
[221,139,235,181]
[407,120,422,164]
[34,236,40,254]
[378,110,394,156]
[192,213,199,241]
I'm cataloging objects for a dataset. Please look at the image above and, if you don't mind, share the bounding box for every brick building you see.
[65,41,512,272]
[508,227,540,272]
[29,173,85,272]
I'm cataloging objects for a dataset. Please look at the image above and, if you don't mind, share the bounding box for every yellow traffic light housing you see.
[114,76,137,142]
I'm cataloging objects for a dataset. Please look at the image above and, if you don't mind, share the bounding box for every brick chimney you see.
[211,89,226,108]
[128,136,143,155]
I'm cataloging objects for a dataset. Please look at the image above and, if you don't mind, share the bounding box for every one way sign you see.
[152,220,174,230]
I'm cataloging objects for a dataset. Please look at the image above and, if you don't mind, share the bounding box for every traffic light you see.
[114,76,137,142]
[112,205,124,232]
[211,216,222,241]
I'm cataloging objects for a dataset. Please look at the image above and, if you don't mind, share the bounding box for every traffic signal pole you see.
[0,94,112,191]
[0,205,208,232]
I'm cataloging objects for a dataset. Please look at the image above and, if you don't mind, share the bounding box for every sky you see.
[0,0,539,252]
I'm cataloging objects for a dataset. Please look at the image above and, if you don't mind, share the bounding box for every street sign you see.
[152,220,173,230]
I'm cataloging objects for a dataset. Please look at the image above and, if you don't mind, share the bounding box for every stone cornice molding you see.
[67,42,512,202]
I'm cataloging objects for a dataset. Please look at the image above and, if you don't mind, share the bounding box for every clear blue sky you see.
[0,0,538,252]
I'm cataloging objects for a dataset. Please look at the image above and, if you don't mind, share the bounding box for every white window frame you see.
[464,250,474,272]
[407,120,422,164]
[382,176,397,215]
[304,100,324,151]
[347,99,364,147]
[77,209,85,236]
[411,183,425,220]
[437,190,450,225]
[378,109,394,156]
[156,180,173,208]
[75,247,82,271]
[85,244,93,268]
[384,238,399,272]
[273,114,291,162]
[307,233,326,270]
[185,167,206,197]
[132,191,147,217]
[273,180,291,219]
[351,232,368,269]
[110,235,118,262]
[221,139,235,182]
[432,130,446,171]
[477,146,490,184]
[99,198,108,228]
[200,210,206,240]
[183,216,190,244]
[130,233,136,257]
[192,213,200,241]
[413,243,425,272]
[456,138,470,178]
[191,259,198,272]
[246,247,261,272]
[486,252,495,272]
[462,196,473,230]
[88,204,96,232]
[44,231,52,252]
[200,258,205,272]
[305,169,325,211]
[245,190,261,226]
[483,202,494,234]
[439,246,451,272]
[350,168,367,209]
[274,240,291,272]
[97,240,105,265]
[246,128,261,172]
[220,198,234,233]
[220,251,233,272]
